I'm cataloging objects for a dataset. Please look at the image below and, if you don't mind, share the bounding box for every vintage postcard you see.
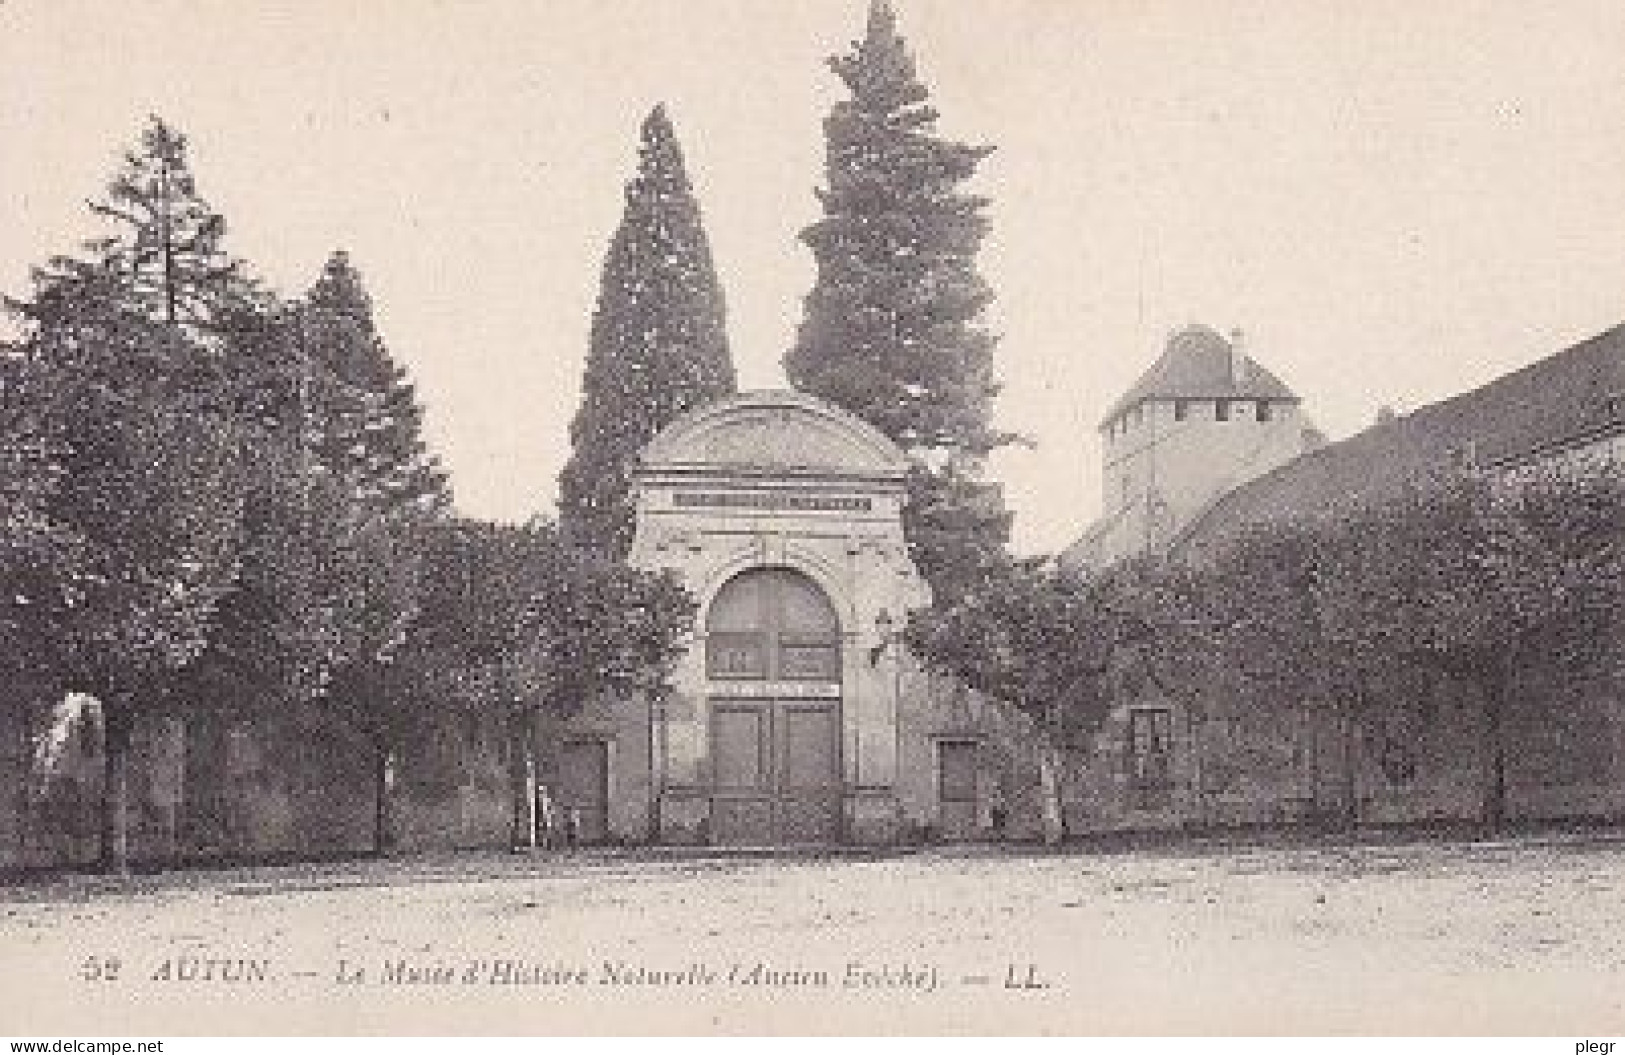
[2,0,1623,1039]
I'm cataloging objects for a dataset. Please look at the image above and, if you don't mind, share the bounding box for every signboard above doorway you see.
[674,491,873,513]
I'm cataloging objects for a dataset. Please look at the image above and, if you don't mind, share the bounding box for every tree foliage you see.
[0,117,437,865]
[1,347,89,694]
[301,251,450,517]
[913,457,1625,836]
[8,116,258,334]
[408,519,697,717]
[194,255,448,851]
[4,114,705,866]
[406,518,696,848]
[785,1,1013,604]
[3,114,258,725]
[787,1,1002,456]
[907,553,1157,841]
[1306,468,1624,827]
[4,273,247,873]
[908,557,1125,745]
[7,285,246,699]
[558,105,735,560]
[901,463,1013,603]
[1165,465,1625,829]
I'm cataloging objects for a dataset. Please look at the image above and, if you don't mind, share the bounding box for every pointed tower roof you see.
[1101,324,1299,430]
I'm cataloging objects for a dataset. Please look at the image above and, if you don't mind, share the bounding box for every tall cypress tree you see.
[786,1,1012,600]
[559,105,735,559]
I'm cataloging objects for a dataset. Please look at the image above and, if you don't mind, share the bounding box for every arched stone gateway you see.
[630,390,928,846]
[546,390,1029,847]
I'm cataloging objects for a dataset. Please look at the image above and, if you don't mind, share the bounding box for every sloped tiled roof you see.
[1057,502,1129,572]
[1101,324,1299,428]
[1174,322,1625,562]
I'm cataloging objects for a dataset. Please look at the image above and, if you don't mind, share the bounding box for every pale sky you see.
[4,0,1624,554]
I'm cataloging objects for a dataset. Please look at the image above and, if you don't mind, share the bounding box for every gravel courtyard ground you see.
[3,836,1624,1035]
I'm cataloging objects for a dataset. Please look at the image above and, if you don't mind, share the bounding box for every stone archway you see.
[704,567,843,845]
[629,390,930,846]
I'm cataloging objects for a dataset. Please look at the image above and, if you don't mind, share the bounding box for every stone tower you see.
[1062,324,1323,571]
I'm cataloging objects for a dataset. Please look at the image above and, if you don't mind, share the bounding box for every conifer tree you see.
[197,254,448,853]
[559,105,735,559]
[786,1,1012,601]
[285,251,447,850]
[11,115,258,335]
[301,250,451,517]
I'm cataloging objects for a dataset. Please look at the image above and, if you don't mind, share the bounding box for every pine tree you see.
[788,0,1002,457]
[785,1,1012,601]
[279,251,447,851]
[301,250,451,517]
[193,254,448,854]
[10,115,258,335]
[558,105,735,559]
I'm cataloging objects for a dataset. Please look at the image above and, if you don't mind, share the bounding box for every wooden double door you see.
[704,567,844,846]
[710,697,842,845]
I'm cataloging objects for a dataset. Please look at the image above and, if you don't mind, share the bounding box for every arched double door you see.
[705,567,843,845]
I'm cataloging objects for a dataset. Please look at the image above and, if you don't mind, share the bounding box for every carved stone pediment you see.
[640,390,909,478]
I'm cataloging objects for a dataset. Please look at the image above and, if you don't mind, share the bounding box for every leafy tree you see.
[559,105,735,559]
[4,117,266,872]
[406,521,695,849]
[0,348,87,703]
[507,539,695,847]
[7,286,246,873]
[1164,518,1417,828]
[6,117,271,871]
[168,308,315,737]
[1312,467,1625,830]
[908,556,1147,842]
[1167,465,1624,832]
[398,519,545,850]
[786,0,1013,602]
[307,503,426,853]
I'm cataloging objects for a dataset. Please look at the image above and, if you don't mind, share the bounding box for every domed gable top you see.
[639,390,911,478]
[1100,324,1299,429]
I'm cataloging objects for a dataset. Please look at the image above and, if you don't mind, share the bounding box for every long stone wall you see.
[5,629,1622,872]
[1056,617,1625,836]
[1,700,520,873]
